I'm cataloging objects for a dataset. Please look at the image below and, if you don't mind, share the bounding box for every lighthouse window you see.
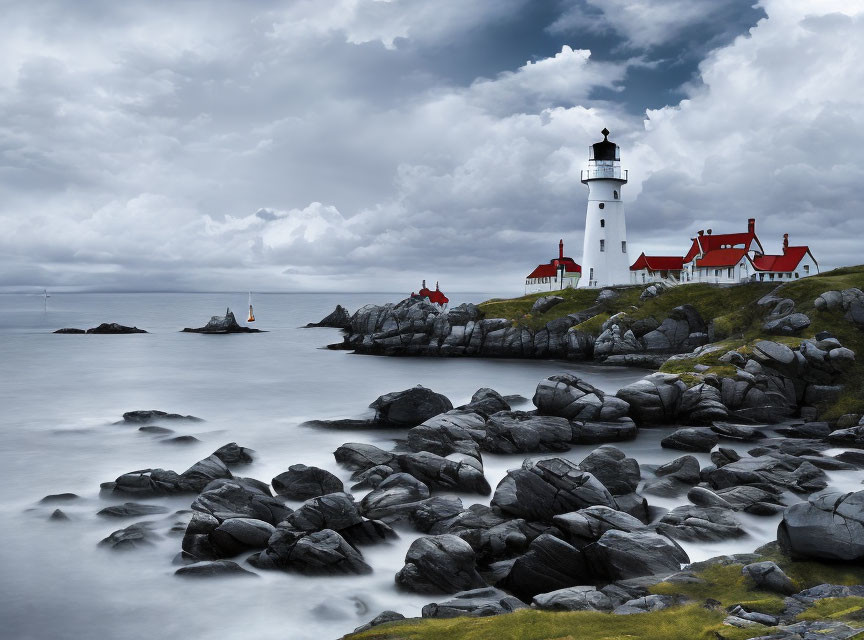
[599,203,605,210]
[621,241,627,253]
[600,240,605,252]
[600,219,605,228]
[613,190,619,199]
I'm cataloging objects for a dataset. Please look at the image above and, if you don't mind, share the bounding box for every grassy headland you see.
[476,266,864,419]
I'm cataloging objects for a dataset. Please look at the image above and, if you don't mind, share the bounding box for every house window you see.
[795,272,799,278]
[589,268,594,281]
[621,241,627,253]
[714,269,720,277]
[600,219,605,228]
[599,202,605,210]
[804,264,810,274]
[760,273,765,281]
[613,190,619,199]
[769,273,775,280]
[600,240,605,252]
[727,267,733,278]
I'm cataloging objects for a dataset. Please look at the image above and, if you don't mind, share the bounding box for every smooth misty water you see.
[0,292,860,640]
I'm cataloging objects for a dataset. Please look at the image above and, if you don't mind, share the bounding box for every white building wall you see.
[580,179,629,288]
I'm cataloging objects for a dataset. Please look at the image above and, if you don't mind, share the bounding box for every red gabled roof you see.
[414,281,449,305]
[752,246,813,272]
[684,232,763,263]
[630,253,684,271]
[696,247,749,268]
[526,257,581,279]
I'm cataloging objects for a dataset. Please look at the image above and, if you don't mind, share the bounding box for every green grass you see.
[758,543,864,589]
[347,605,768,640]
[796,597,864,622]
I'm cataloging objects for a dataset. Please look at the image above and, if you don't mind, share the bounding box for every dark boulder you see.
[741,561,796,595]
[99,523,160,551]
[396,452,490,494]
[616,374,687,425]
[481,412,571,454]
[271,464,344,500]
[421,587,527,618]
[491,457,617,522]
[353,611,406,633]
[192,480,290,525]
[552,506,646,548]
[501,534,590,600]
[86,323,147,334]
[122,410,203,423]
[53,328,85,334]
[209,518,275,555]
[578,446,640,496]
[705,455,827,494]
[459,388,510,417]
[395,534,486,594]
[655,505,745,542]
[583,530,689,581]
[570,419,638,444]
[178,455,234,492]
[406,410,485,458]
[661,427,719,453]
[532,586,613,612]
[175,560,257,578]
[533,374,629,421]
[249,528,372,575]
[212,442,254,466]
[360,473,430,522]
[281,492,362,532]
[334,442,397,471]
[97,503,170,518]
[370,386,453,427]
[778,490,864,561]
[531,295,565,314]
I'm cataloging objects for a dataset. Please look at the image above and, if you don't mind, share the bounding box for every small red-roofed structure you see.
[525,239,582,294]
[412,280,450,308]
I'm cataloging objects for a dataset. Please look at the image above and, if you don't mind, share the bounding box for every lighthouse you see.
[580,128,630,288]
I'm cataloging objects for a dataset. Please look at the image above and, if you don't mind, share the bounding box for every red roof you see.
[630,253,684,271]
[684,232,763,263]
[526,258,581,279]
[752,246,813,272]
[695,248,749,268]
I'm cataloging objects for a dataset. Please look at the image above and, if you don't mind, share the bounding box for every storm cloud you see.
[0,0,861,294]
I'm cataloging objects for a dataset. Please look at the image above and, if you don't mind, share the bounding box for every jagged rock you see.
[212,442,254,466]
[53,328,86,334]
[395,534,486,594]
[711,447,741,468]
[552,506,646,548]
[583,530,689,581]
[827,426,864,448]
[643,455,700,497]
[578,446,640,496]
[532,586,613,612]
[763,313,811,335]
[814,290,844,312]
[741,561,796,595]
[370,386,453,426]
[182,308,262,333]
[175,560,257,578]
[191,480,290,525]
[570,419,638,444]
[613,594,680,615]
[531,296,564,314]
[616,374,687,425]
[339,519,398,547]
[783,583,864,618]
[122,410,203,423]
[209,518,275,555]
[459,388,510,417]
[179,455,234,492]
[705,455,827,494]
[687,486,734,510]
[360,473,430,522]
[97,503,170,518]
[162,435,199,445]
[533,374,629,421]
[99,523,160,551]
[249,528,371,575]
[656,505,745,541]
[271,465,344,500]
[49,509,69,521]
[350,465,394,490]
[778,490,864,561]
[409,496,466,533]
[397,451,490,494]
[407,410,485,458]
[713,485,785,514]
[353,611,406,634]
[280,492,362,532]
[661,427,718,453]
[334,443,397,471]
[422,587,527,618]
[678,383,729,423]
[710,423,766,442]
[307,305,351,328]
[56,323,148,334]
[491,457,617,522]
[481,411,571,454]
[501,534,590,600]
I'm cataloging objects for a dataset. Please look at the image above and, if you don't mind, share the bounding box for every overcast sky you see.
[1,0,862,294]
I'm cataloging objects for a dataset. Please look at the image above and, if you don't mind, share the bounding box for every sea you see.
[0,292,860,640]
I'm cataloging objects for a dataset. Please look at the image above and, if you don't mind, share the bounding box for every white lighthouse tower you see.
[579,128,630,288]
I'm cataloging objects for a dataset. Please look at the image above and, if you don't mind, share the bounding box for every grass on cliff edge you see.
[477,266,864,418]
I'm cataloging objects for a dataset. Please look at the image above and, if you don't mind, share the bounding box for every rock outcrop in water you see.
[55,323,148,334]
[182,308,262,334]
[306,305,352,328]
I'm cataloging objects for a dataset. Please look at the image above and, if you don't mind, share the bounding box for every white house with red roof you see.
[630,218,818,285]
[525,239,581,294]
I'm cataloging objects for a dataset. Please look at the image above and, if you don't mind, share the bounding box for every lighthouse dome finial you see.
[601,127,610,139]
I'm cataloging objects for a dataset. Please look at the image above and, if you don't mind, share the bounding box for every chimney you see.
[435,281,439,290]
[707,229,712,235]
[698,230,704,236]
[422,279,426,289]
[559,239,564,260]
[783,233,789,251]
[748,218,755,234]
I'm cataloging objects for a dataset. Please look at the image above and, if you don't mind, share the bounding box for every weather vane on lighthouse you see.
[580,128,630,288]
